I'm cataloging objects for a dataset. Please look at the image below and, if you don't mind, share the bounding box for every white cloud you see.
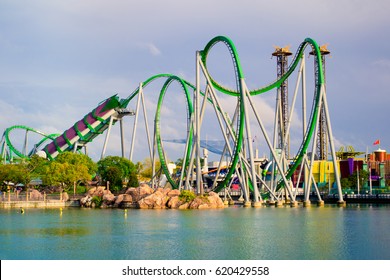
[373,59,390,69]
[136,42,162,56]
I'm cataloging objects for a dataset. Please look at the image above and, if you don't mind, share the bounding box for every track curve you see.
[1,125,59,160]
[199,36,324,192]
[154,75,194,188]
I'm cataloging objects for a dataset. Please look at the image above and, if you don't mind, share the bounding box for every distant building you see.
[367,149,389,188]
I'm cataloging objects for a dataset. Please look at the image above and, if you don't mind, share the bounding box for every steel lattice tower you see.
[272,46,292,158]
[311,45,330,160]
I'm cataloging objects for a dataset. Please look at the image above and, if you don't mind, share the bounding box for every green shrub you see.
[76,185,87,194]
[179,190,196,202]
[91,195,103,208]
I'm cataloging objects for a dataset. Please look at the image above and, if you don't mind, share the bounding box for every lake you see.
[1,204,389,260]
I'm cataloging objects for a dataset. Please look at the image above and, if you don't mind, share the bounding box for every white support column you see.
[301,56,309,197]
[304,92,322,202]
[120,118,125,158]
[151,121,157,188]
[73,141,78,153]
[241,83,261,205]
[23,130,29,157]
[178,114,194,190]
[129,83,142,162]
[195,51,203,195]
[321,88,344,203]
[141,87,154,161]
[101,115,114,160]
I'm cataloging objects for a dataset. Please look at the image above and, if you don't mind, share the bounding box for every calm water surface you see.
[1,205,389,260]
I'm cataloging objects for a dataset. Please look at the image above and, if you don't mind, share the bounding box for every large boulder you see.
[114,194,125,207]
[207,192,225,208]
[189,197,209,209]
[126,184,154,202]
[167,189,181,197]
[120,194,136,208]
[62,192,70,202]
[103,192,116,205]
[80,195,92,207]
[30,189,43,200]
[185,192,224,209]
[167,196,185,209]
[81,186,116,208]
[88,186,106,196]
[163,187,173,195]
[137,190,169,209]
[178,202,190,210]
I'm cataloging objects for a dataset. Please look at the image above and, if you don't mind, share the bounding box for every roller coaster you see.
[0,35,344,206]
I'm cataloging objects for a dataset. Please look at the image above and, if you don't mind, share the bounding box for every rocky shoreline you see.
[80,183,225,209]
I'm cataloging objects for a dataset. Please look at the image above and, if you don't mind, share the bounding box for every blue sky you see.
[1,0,389,162]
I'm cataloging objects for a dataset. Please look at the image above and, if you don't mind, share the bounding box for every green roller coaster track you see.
[198,36,324,193]
[2,35,325,196]
[1,125,59,160]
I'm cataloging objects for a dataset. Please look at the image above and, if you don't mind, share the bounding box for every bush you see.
[75,185,87,194]
[91,195,103,208]
[97,156,139,191]
[340,177,352,189]
[179,190,196,202]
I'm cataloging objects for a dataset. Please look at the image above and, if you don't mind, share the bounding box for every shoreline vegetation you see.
[0,184,226,210]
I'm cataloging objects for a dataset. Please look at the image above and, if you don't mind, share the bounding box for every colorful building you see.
[289,148,389,193]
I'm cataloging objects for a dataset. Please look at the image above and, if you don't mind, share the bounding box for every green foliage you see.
[105,166,122,192]
[91,195,103,208]
[0,162,31,186]
[27,155,49,177]
[42,161,91,191]
[175,158,184,168]
[179,190,196,202]
[127,171,139,188]
[37,152,95,190]
[340,177,353,190]
[55,152,97,176]
[350,170,369,189]
[135,161,143,173]
[139,158,161,179]
[340,169,370,192]
[97,156,138,191]
[174,157,203,170]
[75,185,87,194]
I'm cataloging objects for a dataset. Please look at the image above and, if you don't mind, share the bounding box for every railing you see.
[327,193,390,199]
[0,192,83,202]
[324,193,390,203]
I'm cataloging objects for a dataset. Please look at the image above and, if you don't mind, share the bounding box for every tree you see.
[340,177,352,191]
[174,157,204,170]
[0,163,31,187]
[139,158,161,179]
[135,161,143,173]
[55,152,97,177]
[105,166,122,188]
[28,154,49,179]
[340,169,369,193]
[349,169,369,191]
[175,158,184,168]
[97,156,138,191]
[40,152,95,191]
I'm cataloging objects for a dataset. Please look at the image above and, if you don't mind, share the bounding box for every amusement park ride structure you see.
[0,36,345,206]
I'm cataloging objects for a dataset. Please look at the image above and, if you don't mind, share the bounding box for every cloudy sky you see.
[1,0,389,163]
